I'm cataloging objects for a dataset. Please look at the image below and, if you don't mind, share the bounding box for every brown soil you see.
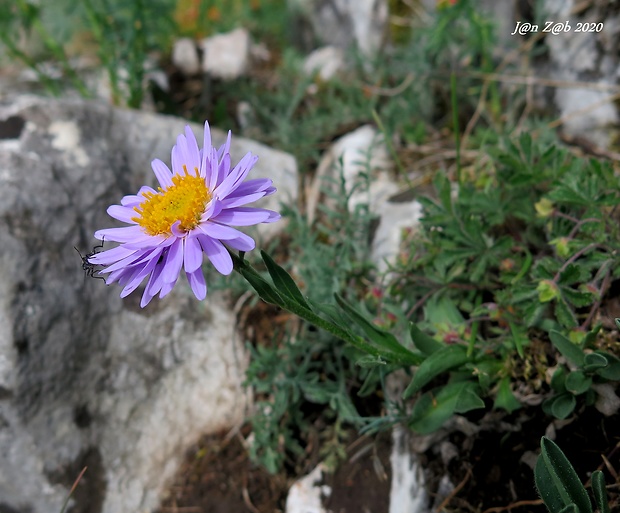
[156,427,392,513]
[157,405,620,513]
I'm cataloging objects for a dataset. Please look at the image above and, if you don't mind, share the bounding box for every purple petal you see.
[159,279,176,298]
[161,239,184,284]
[229,178,273,196]
[198,221,247,240]
[203,121,212,153]
[215,152,257,198]
[264,210,281,223]
[171,140,183,175]
[145,259,166,298]
[217,130,231,161]
[223,234,255,252]
[140,289,156,308]
[120,256,159,298]
[102,247,163,274]
[183,236,203,273]
[187,268,207,300]
[215,152,231,189]
[219,191,268,209]
[198,235,233,275]
[171,220,186,238]
[151,159,173,188]
[121,194,144,207]
[212,207,272,226]
[179,126,201,173]
[201,121,213,177]
[88,245,136,265]
[206,147,219,191]
[107,205,139,224]
[138,185,157,196]
[122,234,174,251]
[95,225,147,243]
[199,198,223,223]
[106,267,126,285]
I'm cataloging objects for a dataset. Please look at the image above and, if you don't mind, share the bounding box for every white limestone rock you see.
[200,27,251,80]
[303,46,346,81]
[172,37,201,76]
[285,464,331,513]
[288,0,388,57]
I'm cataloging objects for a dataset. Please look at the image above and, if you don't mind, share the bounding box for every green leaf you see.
[582,323,602,347]
[591,470,610,513]
[558,505,579,513]
[357,366,383,397]
[565,371,592,395]
[509,322,526,359]
[307,299,347,327]
[550,394,577,419]
[583,352,608,372]
[535,450,566,513]
[550,331,585,367]
[261,251,311,310]
[494,376,522,413]
[409,322,443,355]
[335,294,422,365]
[595,352,620,380]
[561,287,594,308]
[539,437,592,513]
[239,267,284,306]
[547,184,590,206]
[403,345,470,399]
[455,385,485,413]
[550,367,567,393]
[300,381,331,404]
[555,299,577,329]
[558,263,587,286]
[409,382,482,434]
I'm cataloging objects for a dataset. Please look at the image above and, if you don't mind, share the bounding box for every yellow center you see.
[132,166,211,236]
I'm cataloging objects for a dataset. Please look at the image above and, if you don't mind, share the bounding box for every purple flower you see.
[89,121,280,307]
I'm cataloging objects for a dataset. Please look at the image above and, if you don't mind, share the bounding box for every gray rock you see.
[200,28,251,80]
[0,96,297,513]
[303,45,346,81]
[285,464,330,513]
[307,124,421,271]
[288,0,387,56]
[538,0,620,148]
[172,37,201,76]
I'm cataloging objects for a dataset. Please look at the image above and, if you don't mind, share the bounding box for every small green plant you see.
[535,436,611,513]
[385,132,620,431]
[0,0,175,107]
[542,327,620,419]
[234,132,620,441]
[242,162,379,473]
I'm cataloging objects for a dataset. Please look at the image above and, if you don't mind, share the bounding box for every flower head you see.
[89,122,280,307]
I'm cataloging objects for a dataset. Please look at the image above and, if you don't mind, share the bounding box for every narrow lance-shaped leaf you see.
[239,266,284,306]
[409,382,465,434]
[261,250,312,310]
[540,437,592,513]
[335,294,422,365]
[549,330,585,367]
[591,470,610,513]
[535,451,566,513]
[409,322,443,355]
[403,345,470,399]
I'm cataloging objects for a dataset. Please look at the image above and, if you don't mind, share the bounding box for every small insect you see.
[74,238,106,282]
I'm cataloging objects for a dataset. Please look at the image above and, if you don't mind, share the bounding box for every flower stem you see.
[230,251,418,366]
